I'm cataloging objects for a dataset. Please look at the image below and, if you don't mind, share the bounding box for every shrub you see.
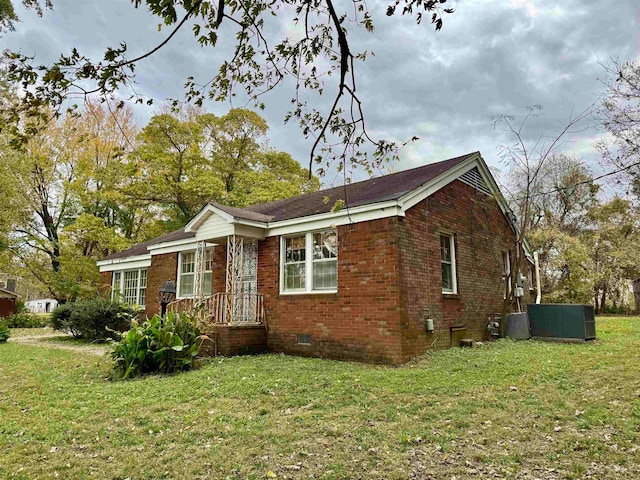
[0,321,9,343]
[110,312,207,380]
[50,303,75,335]
[4,312,46,328]
[51,299,138,341]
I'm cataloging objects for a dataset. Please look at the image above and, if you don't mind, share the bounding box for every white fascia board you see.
[400,153,481,211]
[149,241,216,256]
[147,237,198,251]
[97,254,151,267]
[266,202,404,237]
[98,257,152,272]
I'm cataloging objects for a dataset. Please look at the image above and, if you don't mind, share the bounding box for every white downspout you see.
[534,251,541,304]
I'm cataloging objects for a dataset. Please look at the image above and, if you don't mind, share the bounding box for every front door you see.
[233,238,258,322]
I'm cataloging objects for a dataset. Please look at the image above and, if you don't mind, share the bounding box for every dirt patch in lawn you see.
[8,331,110,356]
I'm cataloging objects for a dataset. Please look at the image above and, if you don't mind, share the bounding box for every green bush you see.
[51,299,138,341]
[4,312,46,328]
[0,321,9,343]
[110,312,207,380]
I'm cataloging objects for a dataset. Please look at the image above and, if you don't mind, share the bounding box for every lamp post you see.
[158,280,176,318]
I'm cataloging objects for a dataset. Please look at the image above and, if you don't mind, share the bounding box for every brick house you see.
[97,152,533,363]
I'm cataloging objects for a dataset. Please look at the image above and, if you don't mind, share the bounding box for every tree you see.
[584,198,640,313]
[0,97,139,300]
[0,0,50,32]
[516,155,599,302]
[129,108,319,231]
[2,0,453,176]
[599,60,640,194]
[495,104,594,333]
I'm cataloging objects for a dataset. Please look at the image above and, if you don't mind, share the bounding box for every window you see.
[440,233,457,294]
[179,251,195,297]
[112,271,122,299]
[139,269,147,306]
[313,231,338,290]
[178,249,213,298]
[284,235,306,290]
[282,230,338,293]
[111,269,147,307]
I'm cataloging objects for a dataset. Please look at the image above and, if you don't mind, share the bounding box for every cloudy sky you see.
[3,0,640,189]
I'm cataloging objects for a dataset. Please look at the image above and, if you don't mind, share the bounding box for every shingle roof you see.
[242,152,477,221]
[0,287,18,298]
[101,228,195,261]
[209,202,274,223]
[101,152,477,261]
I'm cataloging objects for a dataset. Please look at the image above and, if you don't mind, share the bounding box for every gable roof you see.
[102,151,523,264]
[235,152,477,222]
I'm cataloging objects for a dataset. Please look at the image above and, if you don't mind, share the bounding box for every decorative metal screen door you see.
[239,239,258,322]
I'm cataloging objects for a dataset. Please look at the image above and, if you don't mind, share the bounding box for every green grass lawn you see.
[1,318,639,480]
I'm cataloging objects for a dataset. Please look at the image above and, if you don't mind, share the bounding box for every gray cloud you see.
[2,0,639,185]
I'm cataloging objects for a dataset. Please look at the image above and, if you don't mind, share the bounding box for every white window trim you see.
[176,249,213,299]
[440,233,457,295]
[111,268,147,307]
[280,230,338,295]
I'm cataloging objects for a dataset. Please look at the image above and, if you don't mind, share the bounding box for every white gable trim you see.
[97,255,152,272]
[185,204,268,232]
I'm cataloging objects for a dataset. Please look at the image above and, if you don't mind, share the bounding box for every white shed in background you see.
[25,298,58,314]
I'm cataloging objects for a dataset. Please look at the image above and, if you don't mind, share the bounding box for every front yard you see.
[1,317,639,479]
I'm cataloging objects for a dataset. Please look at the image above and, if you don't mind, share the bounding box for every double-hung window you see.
[111,269,147,307]
[281,230,337,293]
[440,233,457,294]
[178,249,213,297]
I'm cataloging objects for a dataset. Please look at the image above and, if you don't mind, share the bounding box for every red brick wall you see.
[397,180,529,359]
[259,217,405,364]
[99,271,112,299]
[145,253,178,317]
[201,324,267,356]
[212,244,226,294]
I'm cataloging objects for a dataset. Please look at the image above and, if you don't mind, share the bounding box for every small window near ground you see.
[440,233,457,294]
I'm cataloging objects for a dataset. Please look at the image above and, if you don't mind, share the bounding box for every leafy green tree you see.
[584,198,640,313]
[0,0,50,32]
[129,108,318,231]
[495,105,594,330]
[0,97,141,300]
[3,0,453,175]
